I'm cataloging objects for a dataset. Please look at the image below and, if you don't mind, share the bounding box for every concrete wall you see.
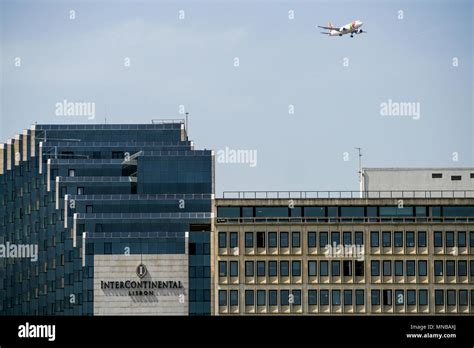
[93,254,188,315]
[363,168,474,193]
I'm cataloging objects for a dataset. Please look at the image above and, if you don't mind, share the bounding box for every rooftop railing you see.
[221,190,474,199]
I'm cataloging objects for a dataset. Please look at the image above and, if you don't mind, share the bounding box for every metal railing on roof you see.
[151,119,184,124]
[221,190,474,199]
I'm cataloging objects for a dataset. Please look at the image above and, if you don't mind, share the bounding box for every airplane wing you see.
[318,25,340,30]
[320,32,331,35]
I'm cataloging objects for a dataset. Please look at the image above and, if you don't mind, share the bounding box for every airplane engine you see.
[356,29,364,34]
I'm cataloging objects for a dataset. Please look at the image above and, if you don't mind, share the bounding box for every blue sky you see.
[1,0,472,194]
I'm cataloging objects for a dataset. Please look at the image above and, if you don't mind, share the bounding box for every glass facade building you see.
[0,123,214,315]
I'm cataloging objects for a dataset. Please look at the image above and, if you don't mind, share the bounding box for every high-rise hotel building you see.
[0,123,214,315]
[1,123,473,316]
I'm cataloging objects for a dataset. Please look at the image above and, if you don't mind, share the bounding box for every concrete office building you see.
[0,122,214,315]
[214,193,474,315]
[362,168,474,196]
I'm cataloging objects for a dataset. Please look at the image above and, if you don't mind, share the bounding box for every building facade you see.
[0,123,214,315]
[214,195,474,315]
[1,123,473,316]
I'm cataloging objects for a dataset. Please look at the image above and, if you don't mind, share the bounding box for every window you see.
[435,290,444,306]
[446,231,454,247]
[395,290,404,305]
[371,290,380,305]
[355,261,364,276]
[308,290,317,305]
[331,231,340,246]
[432,173,442,178]
[418,260,427,277]
[355,231,364,245]
[257,290,266,306]
[245,232,253,248]
[308,232,317,248]
[434,260,443,276]
[268,232,277,248]
[383,290,392,306]
[77,187,84,195]
[269,290,277,306]
[86,205,93,214]
[292,260,301,277]
[245,261,254,277]
[332,290,341,306]
[230,261,238,277]
[256,232,265,248]
[446,260,455,276]
[344,290,352,306]
[242,207,253,217]
[218,232,226,248]
[280,232,289,248]
[280,261,289,277]
[383,260,391,276]
[394,231,403,247]
[418,231,427,247]
[218,261,227,277]
[355,290,364,305]
[292,290,301,305]
[451,175,462,181]
[395,260,403,276]
[280,290,290,306]
[343,232,351,245]
[292,232,301,248]
[371,261,380,276]
[407,290,416,305]
[257,261,265,277]
[406,231,415,247]
[370,231,379,247]
[382,231,391,247]
[68,169,75,177]
[320,290,329,305]
[447,290,456,305]
[471,173,474,179]
[470,260,474,277]
[343,260,352,276]
[419,290,428,306]
[269,261,277,277]
[245,290,254,306]
[218,290,227,306]
[406,260,415,276]
[434,232,443,247]
[458,231,466,247]
[320,261,328,276]
[319,232,328,248]
[308,261,317,277]
[230,290,238,306]
[471,232,474,247]
[459,290,468,306]
[331,261,340,276]
[229,232,238,248]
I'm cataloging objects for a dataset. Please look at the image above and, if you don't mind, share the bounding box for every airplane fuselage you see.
[329,20,363,36]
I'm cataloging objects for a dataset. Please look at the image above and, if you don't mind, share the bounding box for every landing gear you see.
[350,34,354,37]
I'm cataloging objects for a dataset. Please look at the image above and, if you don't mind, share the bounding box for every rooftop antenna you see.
[355,147,363,198]
[185,112,189,135]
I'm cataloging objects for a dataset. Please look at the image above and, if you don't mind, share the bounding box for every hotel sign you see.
[100,263,184,296]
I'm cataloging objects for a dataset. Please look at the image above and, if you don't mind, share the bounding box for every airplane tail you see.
[328,21,334,29]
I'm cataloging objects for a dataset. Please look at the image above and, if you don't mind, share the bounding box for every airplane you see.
[318,20,365,37]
